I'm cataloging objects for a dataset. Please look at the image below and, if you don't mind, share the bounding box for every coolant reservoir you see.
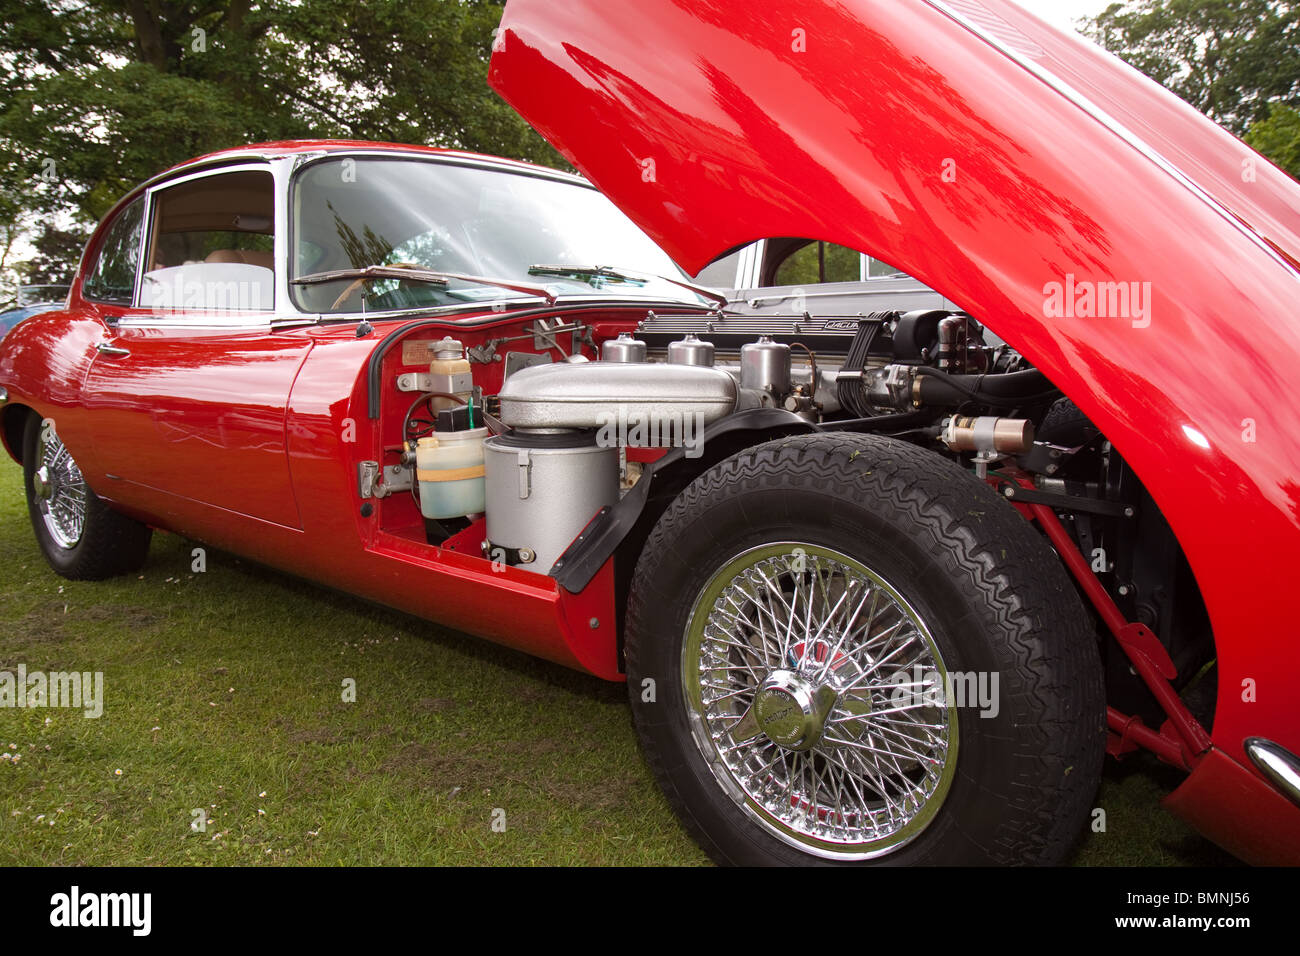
[415,427,488,519]
[430,337,473,413]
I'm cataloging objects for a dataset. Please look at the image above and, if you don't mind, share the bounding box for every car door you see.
[81,161,312,530]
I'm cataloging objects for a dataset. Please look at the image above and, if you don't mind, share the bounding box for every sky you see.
[1009,0,1118,33]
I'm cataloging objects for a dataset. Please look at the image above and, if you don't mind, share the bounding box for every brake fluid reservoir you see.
[429,337,473,413]
[416,427,488,519]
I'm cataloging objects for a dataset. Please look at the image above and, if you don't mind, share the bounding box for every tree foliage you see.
[0,0,561,293]
[1244,102,1300,175]
[1086,0,1300,135]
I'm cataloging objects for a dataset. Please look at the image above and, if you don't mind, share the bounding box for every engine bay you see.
[366,303,1214,722]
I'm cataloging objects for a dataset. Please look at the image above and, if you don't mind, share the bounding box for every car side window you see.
[772,240,864,285]
[768,239,915,286]
[692,249,744,289]
[82,198,144,305]
[141,169,276,315]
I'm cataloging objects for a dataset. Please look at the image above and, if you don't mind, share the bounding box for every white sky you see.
[1009,0,1118,33]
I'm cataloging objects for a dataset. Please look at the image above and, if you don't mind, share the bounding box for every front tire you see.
[626,433,1104,865]
[23,414,152,580]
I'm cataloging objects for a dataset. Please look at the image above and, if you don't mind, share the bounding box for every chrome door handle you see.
[95,341,131,357]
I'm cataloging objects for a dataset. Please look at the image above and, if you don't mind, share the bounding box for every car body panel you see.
[488,0,1300,856]
[83,324,312,529]
[0,300,627,680]
[0,144,673,682]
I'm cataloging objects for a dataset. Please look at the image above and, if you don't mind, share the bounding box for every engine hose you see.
[913,367,1060,408]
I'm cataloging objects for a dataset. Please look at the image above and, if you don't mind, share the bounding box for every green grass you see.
[0,465,1235,866]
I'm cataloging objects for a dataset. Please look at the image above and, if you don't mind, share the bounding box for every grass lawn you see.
[0,464,1236,866]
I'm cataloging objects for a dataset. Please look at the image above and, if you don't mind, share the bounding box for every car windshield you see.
[290,156,708,313]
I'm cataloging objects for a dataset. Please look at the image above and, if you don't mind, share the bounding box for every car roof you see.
[146,140,583,190]
[95,140,586,228]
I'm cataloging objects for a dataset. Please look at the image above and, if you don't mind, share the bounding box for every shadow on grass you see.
[185,536,627,707]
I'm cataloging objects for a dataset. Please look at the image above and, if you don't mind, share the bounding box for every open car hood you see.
[490,0,1300,764]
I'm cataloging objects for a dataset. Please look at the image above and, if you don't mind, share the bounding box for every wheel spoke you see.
[36,432,89,551]
[684,544,958,859]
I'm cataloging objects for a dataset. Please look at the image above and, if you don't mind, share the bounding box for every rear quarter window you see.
[82,199,144,305]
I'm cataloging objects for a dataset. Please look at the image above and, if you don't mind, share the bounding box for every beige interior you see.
[155,171,274,234]
[205,248,275,270]
[150,170,276,272]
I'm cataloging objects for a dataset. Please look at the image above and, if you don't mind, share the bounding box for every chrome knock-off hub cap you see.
[683,543,959,860]
[33,465,53,500]
[746,670,838,751]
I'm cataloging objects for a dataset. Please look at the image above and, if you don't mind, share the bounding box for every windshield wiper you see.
[527,264,729,309]
[292,264,558,307]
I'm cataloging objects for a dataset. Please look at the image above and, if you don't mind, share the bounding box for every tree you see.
[18,224,87,286]
[1086,0,1300,136]
[1245,101,1300,175]
[0,0,562,302]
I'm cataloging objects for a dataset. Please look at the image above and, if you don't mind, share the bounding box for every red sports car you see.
[3,0,1299,866]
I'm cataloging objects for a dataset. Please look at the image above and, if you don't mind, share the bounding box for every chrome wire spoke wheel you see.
[32,427,88,550]
[682,542,958,860]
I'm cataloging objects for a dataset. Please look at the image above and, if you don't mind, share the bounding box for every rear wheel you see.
[626,433,1105,865]
[23,414,152,579]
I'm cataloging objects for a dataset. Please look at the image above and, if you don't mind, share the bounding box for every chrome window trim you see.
[112,317,279,332]
[735,240,765,289]
[82,195,148,308]
[288,149,591,192]
[287,153,702,317]
[123,159,287,330]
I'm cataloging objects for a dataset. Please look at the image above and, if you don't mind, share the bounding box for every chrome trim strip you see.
[0,386,8,404]
[133,146,585,197]
[1244,737,1300,809]
[288,149,590,190]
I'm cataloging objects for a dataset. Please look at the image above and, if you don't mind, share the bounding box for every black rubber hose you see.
[914,367,1059,407]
